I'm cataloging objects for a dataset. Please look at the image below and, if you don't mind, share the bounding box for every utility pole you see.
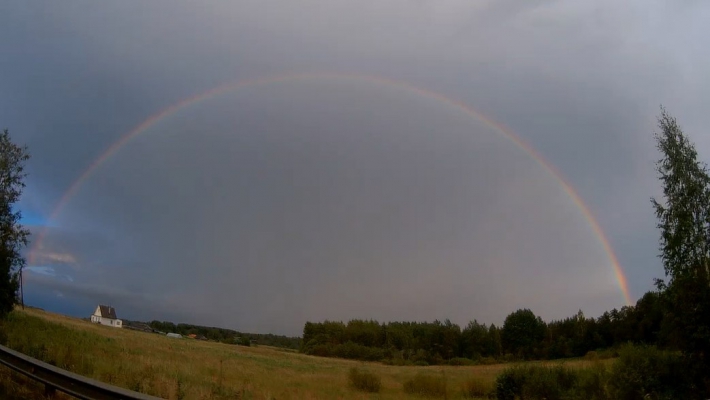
[20,267,24,309]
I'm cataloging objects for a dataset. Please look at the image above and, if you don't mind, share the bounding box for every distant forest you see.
[123,288,670,362]
[300,290,669,365]
[138,320,302,349]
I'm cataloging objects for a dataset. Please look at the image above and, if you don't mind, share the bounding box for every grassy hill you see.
[0,308,606,399]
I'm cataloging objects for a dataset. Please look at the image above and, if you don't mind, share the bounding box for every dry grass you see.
[348,367,382,393]
[402,373,447,397]
[0,308,612,399]
[461,376,494,399]
[0,367,73,400]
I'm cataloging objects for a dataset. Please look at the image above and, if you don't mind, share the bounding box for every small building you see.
[90,305,122,328]
[166,333,182,339]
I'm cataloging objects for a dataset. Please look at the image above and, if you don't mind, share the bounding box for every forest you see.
[146,320,302,349]
[300,290,666,364]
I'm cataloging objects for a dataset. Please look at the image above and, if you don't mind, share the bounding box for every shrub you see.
[382,358,413,366]
[348,367,381,393]
[594,348,619,360]
[431,354,445,365]
[493,346,698,400]
[608,344,694,400]
[494,366,526,400]
[584,350,599,361]
[403,373,447,397]
[448,357,475,366]
[519,366,577,400]
[330,342,385,361]
[495,365,577,400]
[478,357,498,365]
[304,344,332,357]
[304,341,386,361]
[572,361,611,400]
[462,377,494,398]
[411,349,430,364]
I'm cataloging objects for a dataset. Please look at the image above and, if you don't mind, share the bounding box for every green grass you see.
[0,308,615,399]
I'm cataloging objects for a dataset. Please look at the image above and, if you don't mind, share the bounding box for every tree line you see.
[300,290,669,364]
[147,320,302,349]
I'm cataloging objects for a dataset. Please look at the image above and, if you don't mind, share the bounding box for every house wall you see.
[91,315,123,328]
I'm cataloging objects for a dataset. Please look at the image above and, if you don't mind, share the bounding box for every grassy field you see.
[0,308,610,399]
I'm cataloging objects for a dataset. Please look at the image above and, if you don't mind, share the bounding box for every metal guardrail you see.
[0,344,163,399]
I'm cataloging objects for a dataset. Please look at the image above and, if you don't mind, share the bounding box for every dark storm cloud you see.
[3,1,710,335]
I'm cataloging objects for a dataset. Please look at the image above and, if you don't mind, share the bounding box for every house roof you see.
[97,305,118,319]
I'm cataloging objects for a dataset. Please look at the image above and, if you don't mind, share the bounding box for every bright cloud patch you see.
[25,266,74,282]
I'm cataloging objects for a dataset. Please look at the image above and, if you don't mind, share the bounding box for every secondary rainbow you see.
[29,72,633,305]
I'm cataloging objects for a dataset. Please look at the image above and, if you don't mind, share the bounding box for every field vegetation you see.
[0,307,612,399]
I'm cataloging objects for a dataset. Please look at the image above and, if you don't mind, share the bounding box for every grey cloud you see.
[38,82,620,334]
[3,1,710,335]
[24,273,191,323]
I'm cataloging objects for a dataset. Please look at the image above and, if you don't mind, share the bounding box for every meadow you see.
[0,307,609,399]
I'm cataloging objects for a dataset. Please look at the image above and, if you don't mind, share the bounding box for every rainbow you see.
[29,72,633,306]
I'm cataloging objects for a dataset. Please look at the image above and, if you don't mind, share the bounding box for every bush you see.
[304,343,332,357]
[348,367,381,393]
[493,346,698,400]
[331,342,385,361]
[494,366,525,400]
[495,365,578,400]
[410,349,430,364]
[413,360,430,366]
[382,358,414,366]
[448,357,475,366]
[608,345,694,400]
[478,357,499,365]
[462,377,494,398]
[403,373,447,397]
[594,348,619,360]
[572,361,611,400]
[520,366,577,400]
[306,342,385,362]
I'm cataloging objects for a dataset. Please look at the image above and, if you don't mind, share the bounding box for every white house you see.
[90,305,122,328]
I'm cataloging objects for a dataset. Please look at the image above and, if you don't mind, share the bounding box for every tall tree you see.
[652,108,710,283]
[501,308,546,359]
[651,108,710,388]
[0,129,30,317]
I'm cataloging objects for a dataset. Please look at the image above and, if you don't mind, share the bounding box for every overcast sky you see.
[2,1,709,336]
